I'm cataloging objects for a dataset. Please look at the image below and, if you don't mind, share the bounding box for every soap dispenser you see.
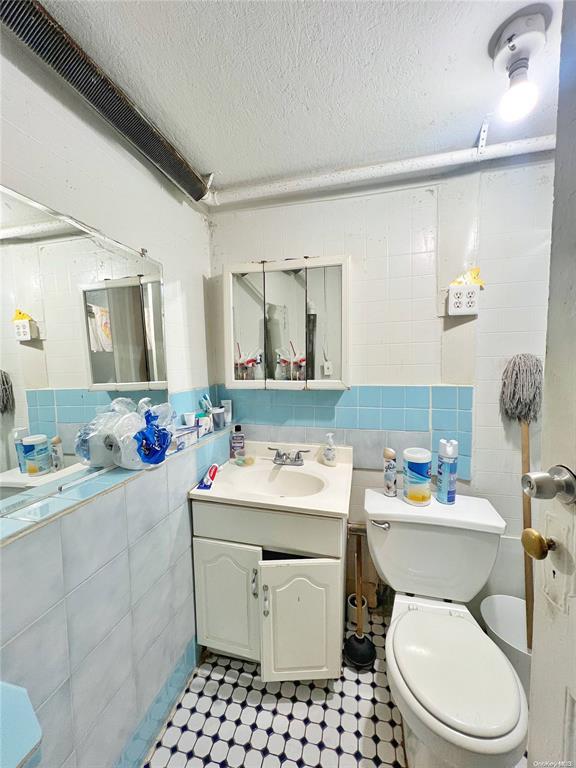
[322,433,337,467]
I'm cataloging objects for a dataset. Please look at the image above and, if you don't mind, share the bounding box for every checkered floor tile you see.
[143,614,405,768]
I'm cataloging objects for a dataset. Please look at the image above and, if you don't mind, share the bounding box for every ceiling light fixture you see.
[492,11,547,123]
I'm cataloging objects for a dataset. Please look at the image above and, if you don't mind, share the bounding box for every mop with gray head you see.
[0,370,15,415]
[500,354,543,423]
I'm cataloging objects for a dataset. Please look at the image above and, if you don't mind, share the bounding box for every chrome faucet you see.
[268,447,310,466]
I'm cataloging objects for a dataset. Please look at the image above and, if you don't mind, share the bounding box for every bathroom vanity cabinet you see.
[223,255,350,390]
[191,499,347,681]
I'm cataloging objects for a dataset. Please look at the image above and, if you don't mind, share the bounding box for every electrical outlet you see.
[448,285,479,316]
[323,361,333,376]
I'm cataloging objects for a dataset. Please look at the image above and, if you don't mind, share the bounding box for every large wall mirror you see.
[0,186,168,508]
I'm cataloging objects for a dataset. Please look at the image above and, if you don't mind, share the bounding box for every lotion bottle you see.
[322,433,337,467]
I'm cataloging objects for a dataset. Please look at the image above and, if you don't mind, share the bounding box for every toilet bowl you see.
[365,490,529,768]
[386,595,528,768]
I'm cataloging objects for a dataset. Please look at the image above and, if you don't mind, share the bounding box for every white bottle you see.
[383,447,397,497]
[51,435,64,471]
[322,433,337,467]
[12,427,29,473]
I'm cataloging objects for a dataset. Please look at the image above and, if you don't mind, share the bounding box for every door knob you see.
[521,527,557,560]
[521,465,576,504]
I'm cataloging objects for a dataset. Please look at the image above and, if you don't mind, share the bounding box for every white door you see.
[193,538,262,661]
[259,558,342,682]
[528,7,576,761]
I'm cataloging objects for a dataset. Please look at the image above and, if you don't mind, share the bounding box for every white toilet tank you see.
[365,490,506,602]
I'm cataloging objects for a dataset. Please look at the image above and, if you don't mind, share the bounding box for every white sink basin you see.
[189,441,354,518]
[233,467,325,498]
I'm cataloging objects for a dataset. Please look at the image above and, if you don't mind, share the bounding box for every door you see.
[527,8,576,761]
[193,538,262,661]
[259,558,342,682]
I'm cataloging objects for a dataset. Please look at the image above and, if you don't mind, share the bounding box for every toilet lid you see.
[393,611,521,739]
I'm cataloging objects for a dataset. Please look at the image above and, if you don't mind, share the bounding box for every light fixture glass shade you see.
[500,68,539,122]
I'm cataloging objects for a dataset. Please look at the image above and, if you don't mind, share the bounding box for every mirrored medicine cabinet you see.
[82,274,167,389]
[223,256,350,390]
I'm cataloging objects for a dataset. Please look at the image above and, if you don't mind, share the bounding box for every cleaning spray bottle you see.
[383,448,397,497]
[437,439,458,504]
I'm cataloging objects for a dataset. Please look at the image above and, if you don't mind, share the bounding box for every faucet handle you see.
[293,449,310,462]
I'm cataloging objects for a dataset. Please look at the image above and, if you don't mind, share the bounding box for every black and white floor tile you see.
[143,615,406,768]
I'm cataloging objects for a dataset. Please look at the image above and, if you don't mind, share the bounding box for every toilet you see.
[365,489,528,768]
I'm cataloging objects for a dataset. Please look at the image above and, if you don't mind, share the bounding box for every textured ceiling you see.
[41,0,562,189]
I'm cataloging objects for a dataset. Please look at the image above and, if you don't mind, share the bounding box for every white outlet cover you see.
[448,284,479,316]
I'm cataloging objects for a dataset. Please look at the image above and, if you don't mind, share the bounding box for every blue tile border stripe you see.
[115,639,197,768]
[23,385,473,481]
[216,384,473,480]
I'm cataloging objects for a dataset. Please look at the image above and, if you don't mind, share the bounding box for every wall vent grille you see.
[0,0,208,201]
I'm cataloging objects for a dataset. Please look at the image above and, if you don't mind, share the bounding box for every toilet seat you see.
[393,610,521,739]
[385,600,528,764]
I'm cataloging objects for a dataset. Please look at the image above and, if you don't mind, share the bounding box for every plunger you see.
[343,532,376,668]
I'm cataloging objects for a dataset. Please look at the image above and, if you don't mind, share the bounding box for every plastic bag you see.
[74,411,121,468]
[111,411,147,470]
[75,396,175,470]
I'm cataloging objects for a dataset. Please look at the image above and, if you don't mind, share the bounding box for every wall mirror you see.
[224,256,349,390]
[264,263,306,386]
[231,264,265,384]
[0,186,168,514]
[306,263,343,384]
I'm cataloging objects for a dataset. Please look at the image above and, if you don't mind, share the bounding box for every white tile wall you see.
[0,446,198,768]
[0,520,64,645]
[211,186,441,385]
[61,485,128,593]
[212,160,555,603]
[1,34,211,394]
[0,243,40,470]
[66,551,131,670]
[35,682,75,768]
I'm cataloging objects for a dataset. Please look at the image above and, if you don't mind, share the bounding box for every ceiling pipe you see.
[205,134,555,208]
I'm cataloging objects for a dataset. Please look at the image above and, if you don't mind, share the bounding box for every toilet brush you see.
[343,533,376,668]
[500,353,543,650]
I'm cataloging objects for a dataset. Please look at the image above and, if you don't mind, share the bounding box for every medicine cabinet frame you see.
[223,255,350,391]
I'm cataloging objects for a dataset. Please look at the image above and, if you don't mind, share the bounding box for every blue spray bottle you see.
[437,439,458,504]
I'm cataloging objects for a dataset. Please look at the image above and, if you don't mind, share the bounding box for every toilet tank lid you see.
[364,489,506,534]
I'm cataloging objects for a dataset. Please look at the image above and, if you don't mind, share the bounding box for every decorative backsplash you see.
[24,384,473,479]
[216,384,473,479]
[25,388,167,442]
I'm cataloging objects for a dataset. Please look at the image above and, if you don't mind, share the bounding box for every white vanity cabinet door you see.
[259,558,342,682]
[193,538,262,661]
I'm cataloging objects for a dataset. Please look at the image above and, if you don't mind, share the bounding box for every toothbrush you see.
[200,393,213,413]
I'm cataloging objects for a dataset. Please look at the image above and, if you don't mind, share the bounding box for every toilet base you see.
[404,719,447,768]
[404,721,527,768]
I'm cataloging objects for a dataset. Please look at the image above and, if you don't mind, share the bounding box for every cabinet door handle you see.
[251,568,258,598]
[263,584,269,617]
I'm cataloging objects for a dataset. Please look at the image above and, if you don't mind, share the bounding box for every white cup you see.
[183,412,196,427]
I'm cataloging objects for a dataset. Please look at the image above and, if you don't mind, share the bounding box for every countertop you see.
[189,441,353,518]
